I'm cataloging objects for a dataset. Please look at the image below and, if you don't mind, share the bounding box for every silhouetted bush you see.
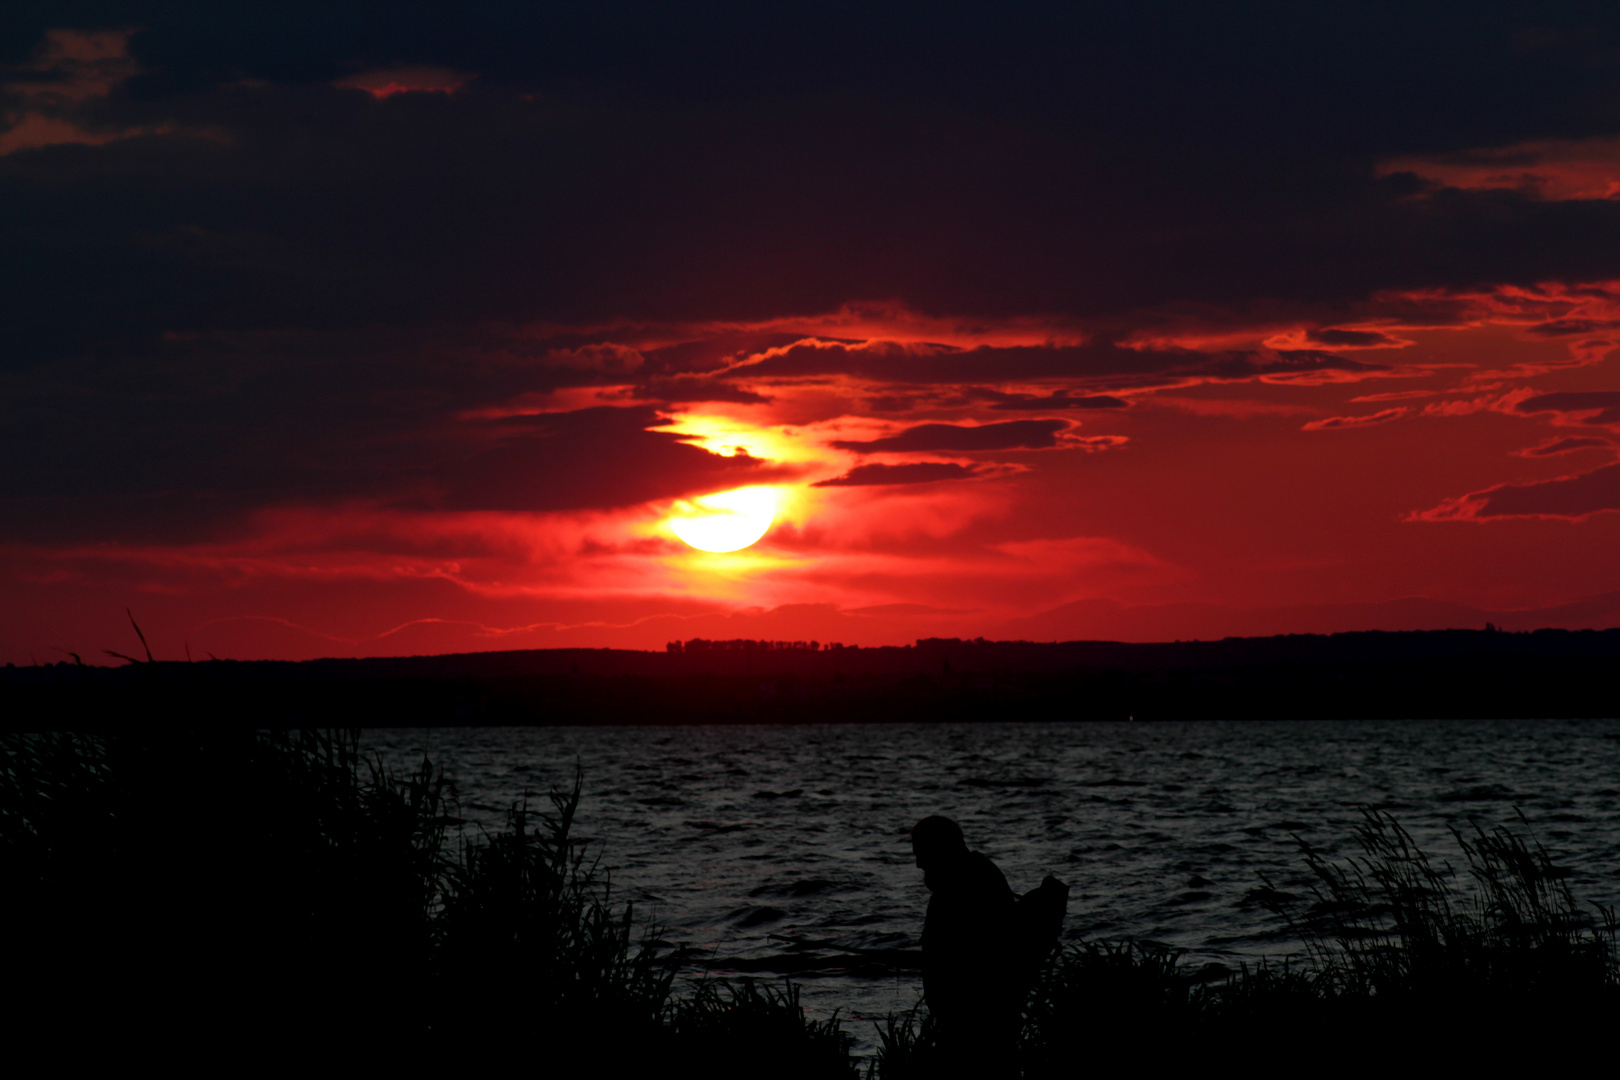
[878,809,1619,1077]
[0,728,849,1070]
[670,978,858,1079]
[9,728,1615,1074]
[1274,809,1617,1007]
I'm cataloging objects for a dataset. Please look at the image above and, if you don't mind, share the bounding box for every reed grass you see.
[878,808,1619,1077]
[1271,809,1618,1007]
[670,977,859,1078]
[0,727,849,1070]
[7,725,1614,1073]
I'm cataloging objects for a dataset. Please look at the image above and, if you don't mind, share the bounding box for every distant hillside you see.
[993,592,1620,643]
[7,627,1618,726]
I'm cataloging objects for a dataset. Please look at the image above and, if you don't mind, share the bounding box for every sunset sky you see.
[7,4,1620,664]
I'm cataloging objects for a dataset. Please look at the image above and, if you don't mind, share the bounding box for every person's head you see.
[911,815,967,870]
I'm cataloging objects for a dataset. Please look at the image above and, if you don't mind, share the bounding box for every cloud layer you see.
[5,8,1620,661]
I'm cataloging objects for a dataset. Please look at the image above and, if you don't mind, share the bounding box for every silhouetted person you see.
[912,815,1020,1076]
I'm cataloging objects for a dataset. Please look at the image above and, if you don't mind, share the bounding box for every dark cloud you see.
[1193,350,1391,382]
[0,325,475,535]
[1305,328,1406,348]
[638,334,813,376]
[619,376,773,405]
[1525,319,1620,337]
[727,341,1383,389]
[437,406,781,512]
[813,462,980,487]
[1514,436,1614,457]
[1515,391,1620,425]
[1425,463,1620,521]
[6,5,1620,552]
[1301,408,1408,431]
[0,317,707,538]
[4,6,1620,374]
[3,4,1587,160]
[972,388,1130,411]
[831,419,1069,453]
[864,394,916,413]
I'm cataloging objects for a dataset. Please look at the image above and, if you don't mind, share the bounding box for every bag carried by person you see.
[1012,874,1069,987]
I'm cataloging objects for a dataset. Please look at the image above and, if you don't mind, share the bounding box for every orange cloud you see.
[1381,137,1620,202]
[1301,408,1407,431]
[0,29,183,155]
[10,293,1620,664]
[1514,436,1613,458]
[336,66,475,99]
[1410,463,1620,523]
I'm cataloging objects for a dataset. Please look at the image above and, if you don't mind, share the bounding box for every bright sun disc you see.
[669,486,777,553]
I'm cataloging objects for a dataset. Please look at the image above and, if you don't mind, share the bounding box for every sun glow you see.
[667,486,779,552]
[654,412,814,464]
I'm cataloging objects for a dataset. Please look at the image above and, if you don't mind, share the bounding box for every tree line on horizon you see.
[663,637,1010,654]
[666,639,856,653]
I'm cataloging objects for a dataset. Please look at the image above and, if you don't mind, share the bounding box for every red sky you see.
[5,11,1620,663]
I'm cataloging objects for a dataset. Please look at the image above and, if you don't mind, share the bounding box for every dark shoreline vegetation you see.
[5,727,1615,1072]
[7,627,1620,724]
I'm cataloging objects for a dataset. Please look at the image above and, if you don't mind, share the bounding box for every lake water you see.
[364,719,1620,1056]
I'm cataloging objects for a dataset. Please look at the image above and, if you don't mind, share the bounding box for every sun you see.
[668,486,778,552]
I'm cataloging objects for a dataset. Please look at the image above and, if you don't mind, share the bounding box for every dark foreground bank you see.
[4,726,1616,1074]
[0,726,859,1074]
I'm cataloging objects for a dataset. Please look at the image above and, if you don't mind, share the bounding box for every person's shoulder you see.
[967,850,1006,876]
[967,851,1014,897]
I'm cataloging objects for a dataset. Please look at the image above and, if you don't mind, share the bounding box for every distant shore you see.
[6,627,1619,726]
